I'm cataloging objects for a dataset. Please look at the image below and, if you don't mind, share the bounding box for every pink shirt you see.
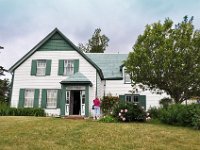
[93,98,100,107]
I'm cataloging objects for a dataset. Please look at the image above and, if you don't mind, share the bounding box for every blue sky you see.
[0,0,200,71]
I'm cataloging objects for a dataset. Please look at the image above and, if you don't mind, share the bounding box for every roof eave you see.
[60,81,93,86]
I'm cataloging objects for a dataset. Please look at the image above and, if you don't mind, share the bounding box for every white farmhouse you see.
[9,28,166,117]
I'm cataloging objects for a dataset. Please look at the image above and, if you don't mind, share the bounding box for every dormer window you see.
[124,69,131,83]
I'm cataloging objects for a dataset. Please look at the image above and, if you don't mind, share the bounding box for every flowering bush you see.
[112,102,146,122]
[101,96,119,115]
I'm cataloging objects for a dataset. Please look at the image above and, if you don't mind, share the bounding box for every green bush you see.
[98,115,117,123]
[160,104,200,129]
[112,102,146,122]
[147,107,161,119]
[0,103,45,116]
[101,96,119,115]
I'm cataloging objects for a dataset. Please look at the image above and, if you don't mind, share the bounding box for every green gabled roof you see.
[9,28,104,79]
[60,72,92,85]
[86,53,128,79]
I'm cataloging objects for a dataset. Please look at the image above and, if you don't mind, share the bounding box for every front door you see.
[65,90,85,116]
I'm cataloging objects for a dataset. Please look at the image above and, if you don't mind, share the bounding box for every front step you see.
[64,115,85,120]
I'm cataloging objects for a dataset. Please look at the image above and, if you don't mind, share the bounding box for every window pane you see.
[24,89,34,108]
[134,96,139,103]
[126,95,132,102]
[64,60,74,75]
[46,90,57,108]
[37,60,46,76]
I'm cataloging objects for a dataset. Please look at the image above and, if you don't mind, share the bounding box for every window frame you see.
[24,89,34,108]
[36,60,47,76]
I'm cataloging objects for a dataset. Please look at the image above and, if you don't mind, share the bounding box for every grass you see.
[0,117,199,150]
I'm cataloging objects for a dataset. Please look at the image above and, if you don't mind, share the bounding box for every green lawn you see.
[0,117,199,150]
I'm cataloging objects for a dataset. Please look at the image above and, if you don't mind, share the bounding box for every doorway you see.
[70,90,80,115]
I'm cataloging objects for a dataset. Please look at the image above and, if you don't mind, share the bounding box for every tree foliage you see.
[125,16,200,103]
[0,79,10,104]
[78,28,109,53]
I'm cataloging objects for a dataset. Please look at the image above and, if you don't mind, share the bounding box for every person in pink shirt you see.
[93,96,100,120]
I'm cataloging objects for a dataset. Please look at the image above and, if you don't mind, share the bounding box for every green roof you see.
[86,54,128,79]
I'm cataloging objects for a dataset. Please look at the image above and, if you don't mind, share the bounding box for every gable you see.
[9,28,104,79]
[38,33,75,51]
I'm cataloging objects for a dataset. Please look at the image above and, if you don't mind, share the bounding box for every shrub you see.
[98,115,117,123]
[159,104,200,129]
[147,107,161,119]
[0,103,45,116]
[112,102,146,122]
[101,96,119,115]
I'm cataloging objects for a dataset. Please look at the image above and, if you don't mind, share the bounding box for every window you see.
[133,96,139,103]
[46,90,57,108]
[24,89,34,108]
[31,59,51,76]
[124,70,131,83]
[64,60,74,76]
[126,95,132,102]
[37,60,46,76]
[58,59,79,76]
[125,95,139,103]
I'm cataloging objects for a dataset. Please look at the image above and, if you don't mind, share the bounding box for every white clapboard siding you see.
[139,90,169,110]
[105,80,132,96]
[105,80,169,110]
[11,51,97,108]
[96,73,104,98]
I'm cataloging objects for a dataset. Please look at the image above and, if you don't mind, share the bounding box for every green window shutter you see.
[58,60,64,75]
[41,89,47,108]
[119,95,125,104]
[74,59,79,73]
[138,95,146,110]
[45,60,52,75]
[60,89,66,116]
[57,89,61,108]
[33,89,40,108]
[18,89,25,108]
[31,60,37,75]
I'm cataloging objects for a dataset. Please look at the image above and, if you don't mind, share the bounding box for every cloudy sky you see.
[1,0,200,72]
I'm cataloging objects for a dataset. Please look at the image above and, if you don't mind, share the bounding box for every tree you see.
[125,16,200,103]
[0,46,6,76]
[78,28,109,53]
[0,45,10,104]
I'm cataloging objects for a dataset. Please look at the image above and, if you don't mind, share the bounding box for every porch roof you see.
[60,72,92,85]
